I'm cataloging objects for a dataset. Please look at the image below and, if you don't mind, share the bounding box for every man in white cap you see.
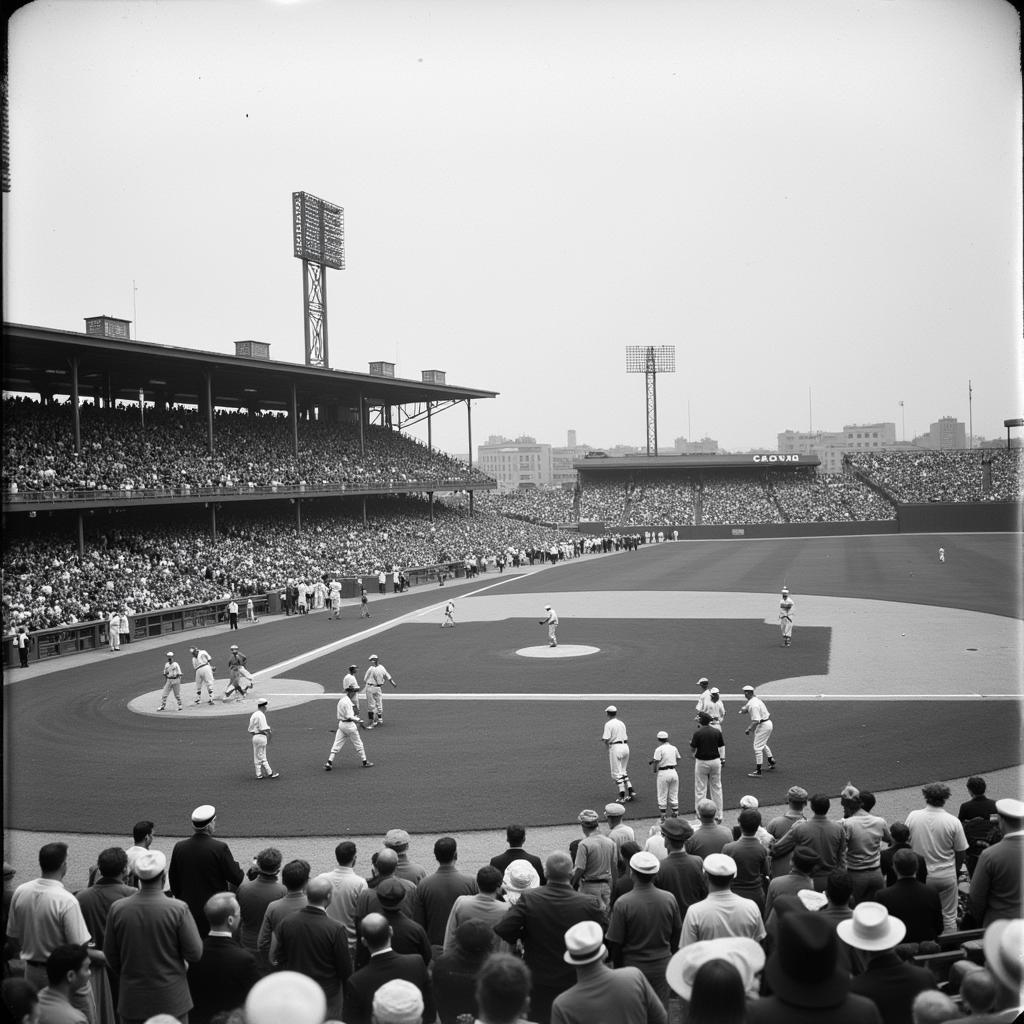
[967,798,1024,926]
[572,810,618,916]
[739,683,776,777]
[694,677,712,721]
[605,802,635,855]
[157,650,183,711]
[372,977,425,1024]
[190,645,216,705]
[248,698,280,780]
[325,680,374,770]
[602,706,635,803]
[840,902,936,1022]
[650,730,681,820]
[539,605,559,647]
[679,854,766,947]
[168,805,244,938]
[550,920,667,1024]
[105,849,203,1024]
[363,654,397,729]
[778,587,794,646]
[605,851,681,1009]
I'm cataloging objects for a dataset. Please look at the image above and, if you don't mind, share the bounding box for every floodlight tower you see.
[292,191,346,368]
[625,345,676,456]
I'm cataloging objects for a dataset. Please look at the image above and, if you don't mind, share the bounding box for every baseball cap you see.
[604,802,625,817]
[348,664,357,671]
[697,677,709,686]
[369,654,379,661]
[384,828,410,849]
[742,684,755,692]
[257,698,268,707]
[376,878,407,908]
[739,795,759,809]
[656,730,669,740]
[787,786,809,802]
[166,651,174,657]
[709,687,720,695]
[578,809,599,825]
[605,705,617,713]
[545,605,552,611]
[629,851,660,876]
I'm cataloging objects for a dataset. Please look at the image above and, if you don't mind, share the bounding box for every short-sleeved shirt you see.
[652,742,681,768]
[690,727,724,761]
[574,833,617,883]
[743,696,770,724]
[706,699,726,726]
[603,719,628,745]
[905,805,969,875]
[364,665,391,688]
[335,694,357,722]
[606,884,681,965]
[248,710,269,734]
[6,878,92,960]
[680,890,765,946]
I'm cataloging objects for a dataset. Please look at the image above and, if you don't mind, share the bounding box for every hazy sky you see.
[4,0,1021,455]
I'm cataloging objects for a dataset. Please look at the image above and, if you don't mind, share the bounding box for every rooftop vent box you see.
[421,369,446,385]
[369,361,396,378]
[84,316,131,340]
[235,340,271,360]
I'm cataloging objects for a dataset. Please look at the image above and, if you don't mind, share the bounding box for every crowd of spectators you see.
[470,489,577,526]
[2,498,600,633]
[2,776,1021,1024]
[847,450,1023,505]
[1,398,493,495]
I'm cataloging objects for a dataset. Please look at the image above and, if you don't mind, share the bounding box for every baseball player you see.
[441,599,456,628]
[363,654,397,728]
[739,683,776,777]
[328,579,343,620]
[224,645,253,702]
[360,583,371,618]
[649,729,681,819]
[342,664,363,719]
[157,651,183,711]
[778,588,794,647]
[191,646,216,705]
[602,706,636,802]
[245,596,257,623]
[539,605,559,647]
[694,677,712,721]
[324,681,374,770]
[938,547,945,563]
[248,698,279,779]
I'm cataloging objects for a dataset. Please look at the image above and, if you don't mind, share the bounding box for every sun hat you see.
[765,911,848,1007]
[503,861,540,897]
[629,851,660,876]
[837,902,906,951]
[563,921,606,966]
[666,937,765,1000]
[983,919,1023,997]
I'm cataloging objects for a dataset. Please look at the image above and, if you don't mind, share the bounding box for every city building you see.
[477,435,553,490]
[778,422,897,474]
[672,435,720,454]
[925,415,967,450]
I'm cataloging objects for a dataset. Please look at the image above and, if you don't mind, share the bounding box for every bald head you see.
[204,891,239,930]
[361,912,391,951]
[376,848,399,877]
[545,851,573,883]
[305,876,333,907]
[912,990,959,1024]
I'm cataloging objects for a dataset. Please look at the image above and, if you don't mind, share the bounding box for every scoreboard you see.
[292,191,345,270]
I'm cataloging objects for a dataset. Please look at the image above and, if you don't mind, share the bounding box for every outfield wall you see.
[578,520,899,538]
[897,501,1021,533]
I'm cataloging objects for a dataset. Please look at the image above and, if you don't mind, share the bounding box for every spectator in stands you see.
[764,846,817,921]
[959,777,1000,878]
[273,875,351,1018]
[905,783,969,934]
[747,911,881,1023]
[384,830,427,886]
[411,837,477,959]
[653,817,706,923]
[686,799,733,859]
[772,793,847,892]
[974,918,1024,1022]
[315,840,366,959]
[723,810,771,916]
[841,786,891,906]
[766,786,809,879]
[909,989,959,1024]
[488,825,546,885]
[880,823,926,886]
[473,952,533,1024]
[188,892,260,1024]
[679,854,765,947]
[357,879,430,970]
[37,943,92,1024]
[874,850,943,944]
[609,841,641,909]
[967,799,1024,927]
[259,859,310,968]
[168,805,245,939]
[840,902,936,1023]
[441,865,508,953]
[125,821,157,888]
[0,977,38,1024]
[236,847,285,972]
[105,849,203,1024]
[431,919,494,1024]
[244,971,325,1024]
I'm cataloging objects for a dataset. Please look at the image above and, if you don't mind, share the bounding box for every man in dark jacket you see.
[188,893,260,1024]
[168,805,244,938]
[493,851,604,1024]
[489,825,546,885]
[874,849,943,943]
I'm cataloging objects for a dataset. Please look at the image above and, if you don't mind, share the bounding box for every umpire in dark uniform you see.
[169,804,244,938]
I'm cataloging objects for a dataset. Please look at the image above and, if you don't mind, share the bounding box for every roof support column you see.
[291,383,299,457]
[210,503,217,541]
[205,371,214,453]
[427,402,432,452]
[295,497,302,533]
[69,356,81,455]
[467,399,474,516]
[77,511,85,556]
[358,391,365,456]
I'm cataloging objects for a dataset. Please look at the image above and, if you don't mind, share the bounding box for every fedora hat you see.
[983,919,1023,998]
[765,911,848,1008]
[563,921,606,966]
[666,937,765,1000]
[836,902,906,952]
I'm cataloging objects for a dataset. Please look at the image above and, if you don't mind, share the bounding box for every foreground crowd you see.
[3,776,1021,1024]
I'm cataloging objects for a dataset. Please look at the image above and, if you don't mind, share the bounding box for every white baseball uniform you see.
[651,740,681,816]
[248,707,274,778]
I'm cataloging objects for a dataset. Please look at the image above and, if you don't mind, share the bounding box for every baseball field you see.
[4,531,1021,852]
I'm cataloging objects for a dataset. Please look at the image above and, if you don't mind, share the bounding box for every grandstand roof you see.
[574,452,821,471]
[2,322,499,410]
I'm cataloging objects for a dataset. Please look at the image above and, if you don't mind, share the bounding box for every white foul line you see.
[252,692,1019,702]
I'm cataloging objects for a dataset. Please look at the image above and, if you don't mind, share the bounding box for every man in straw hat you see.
[550,920,666,1024]
[839,902,935,1024]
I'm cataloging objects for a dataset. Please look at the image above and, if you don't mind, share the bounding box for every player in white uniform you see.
[442,600,455,628]
[324,682,374,770]
[938,547,945,563]
[540,605,559,647]
[694,677,712,721]
[158,651,183,711]
[224,644,254,701]
[602,706,636,803]
[363,654,397,728]
[248,698,279,779]
[649,729,681,819]
[778,588,794,646]
[328,580,343,620]
[191,646,216,705]
[739,683,776,777]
